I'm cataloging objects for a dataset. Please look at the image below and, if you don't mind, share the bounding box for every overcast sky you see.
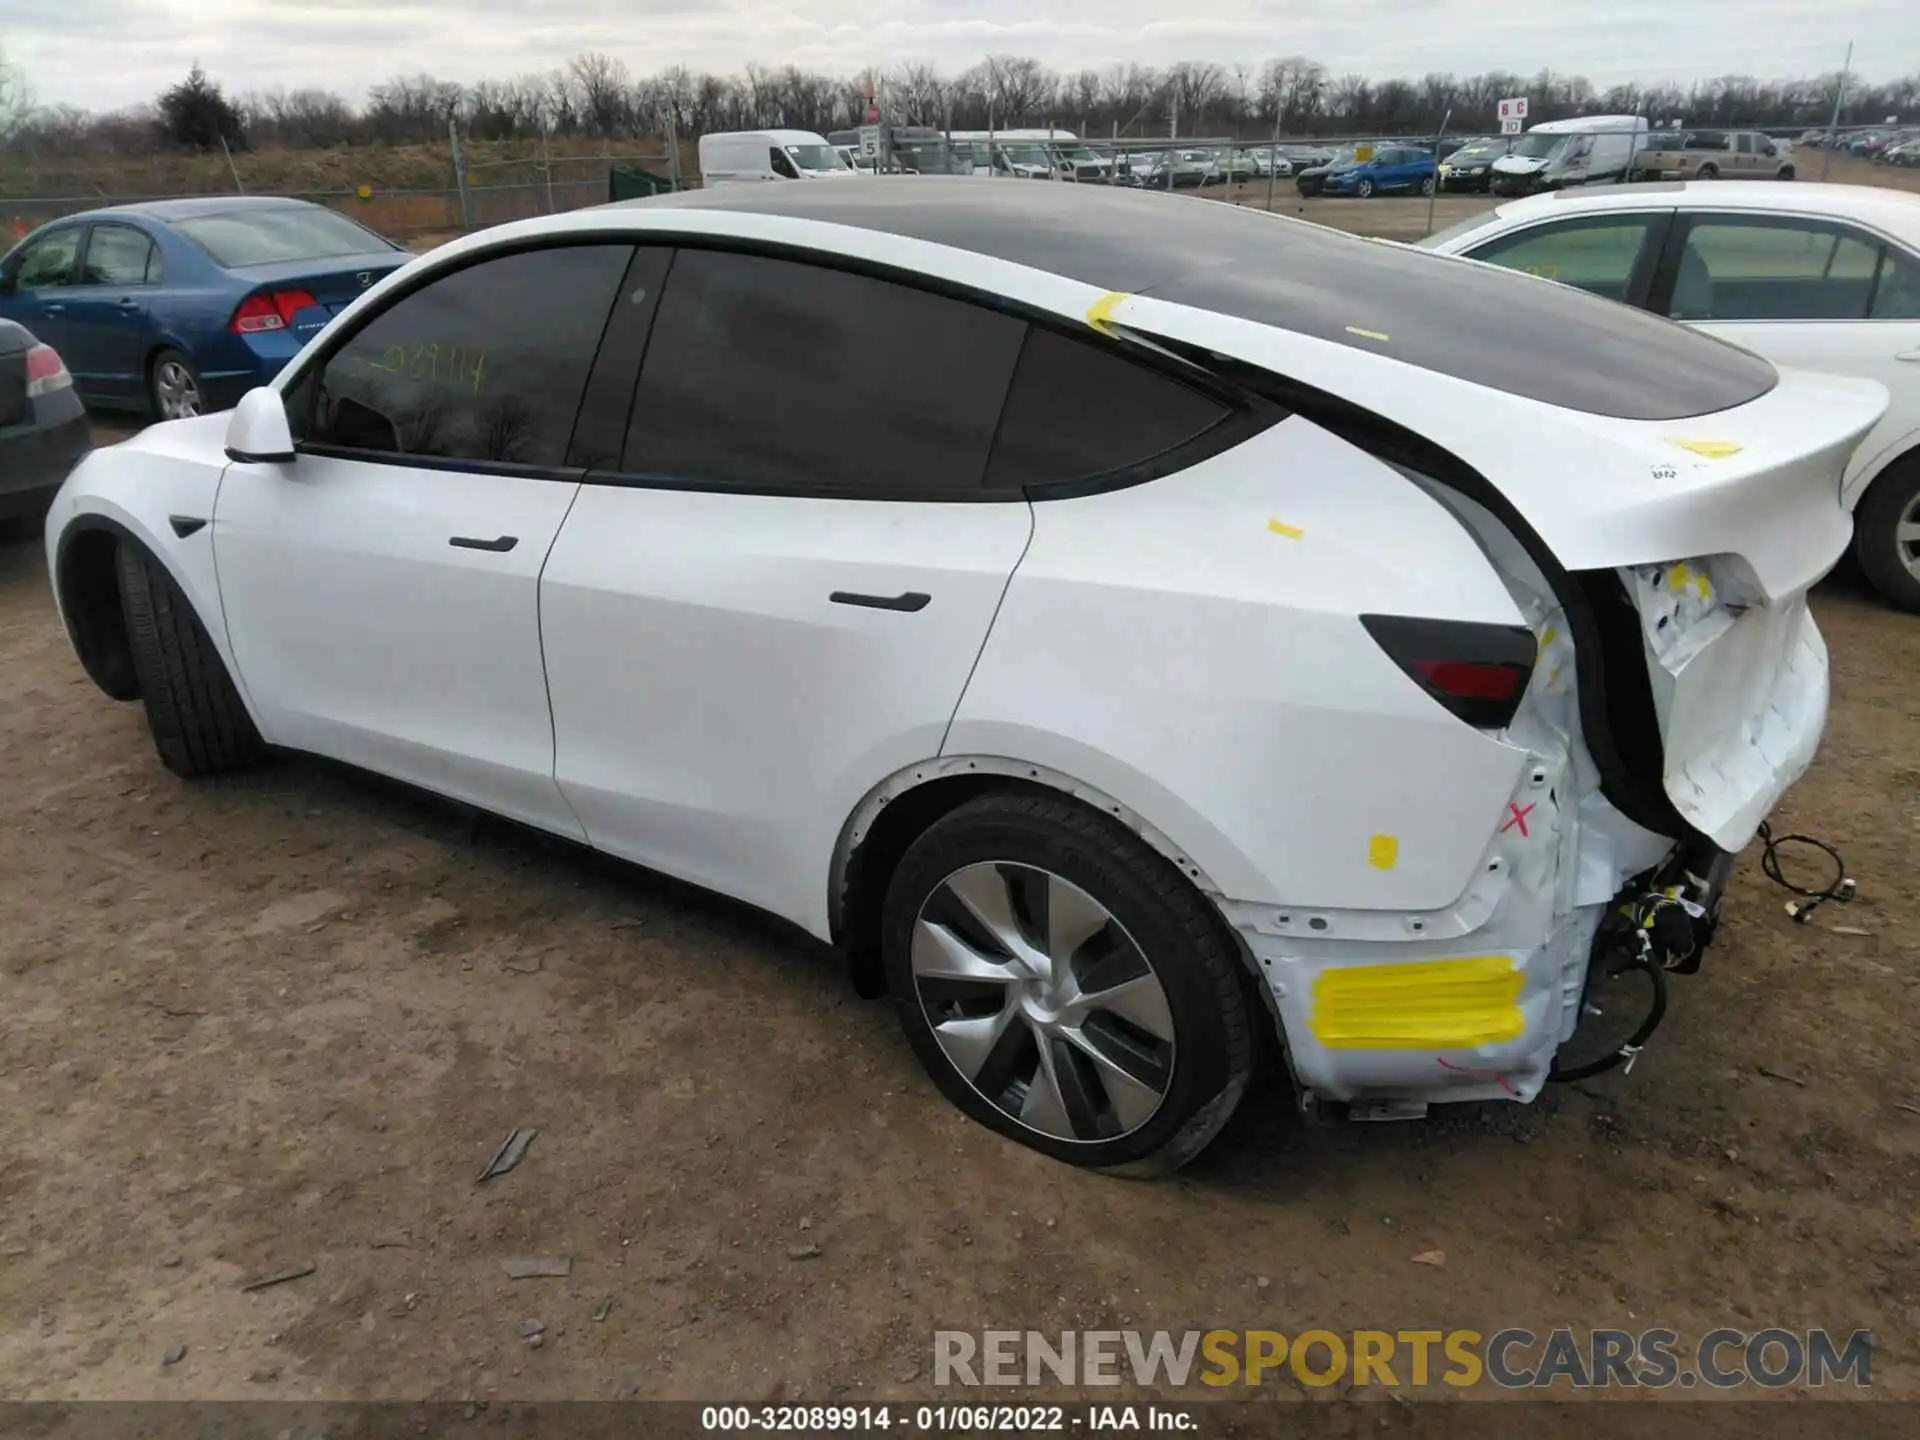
[8,0,1917,113]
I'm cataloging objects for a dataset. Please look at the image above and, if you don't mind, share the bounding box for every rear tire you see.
[1696,163,1719,180]
[116,544,267,776]
[1778,165,1795,180]
[882,793,1255,1176]
[1855,457,1920,616]
[149,348,204,422]
[1419,176,1435,196]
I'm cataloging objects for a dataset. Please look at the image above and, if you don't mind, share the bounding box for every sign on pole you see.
[858,125,881,159]
[1498,96,1529,134]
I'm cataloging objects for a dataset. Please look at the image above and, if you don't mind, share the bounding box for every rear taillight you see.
[231,289,319,333]
[1361,614,1537,730]
[24,342,71,396]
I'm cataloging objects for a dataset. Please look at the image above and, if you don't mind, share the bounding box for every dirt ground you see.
[1,191,1917,1415]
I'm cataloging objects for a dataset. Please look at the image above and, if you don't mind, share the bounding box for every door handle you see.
[41,302,64,315]
[1897,348,1920,363]
[449,535,518,552]
[830,590,930,612]
[116,297,140,310]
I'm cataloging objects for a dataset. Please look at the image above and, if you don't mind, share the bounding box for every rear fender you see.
[946,415,1545,917]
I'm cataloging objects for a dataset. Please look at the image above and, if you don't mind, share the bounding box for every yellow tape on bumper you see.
[1309,956,1525,1050]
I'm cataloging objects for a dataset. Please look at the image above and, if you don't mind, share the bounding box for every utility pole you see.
[1424,107,1450,236]
[1820,41,1853,183]
[1168,91,1179,191]
[218,135,245,194]
[1266,106,1280,211]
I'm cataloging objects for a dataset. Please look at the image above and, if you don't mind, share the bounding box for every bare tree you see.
[0,43,36,141]
[568,52,632,137]
[983,55,1053,124]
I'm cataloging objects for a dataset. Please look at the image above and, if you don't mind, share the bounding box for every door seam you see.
[937,499,1037,757]
[536,481,593,842]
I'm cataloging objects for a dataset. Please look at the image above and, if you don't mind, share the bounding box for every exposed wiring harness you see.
[1548,896,1672,1083]
[1757,821,1856,923]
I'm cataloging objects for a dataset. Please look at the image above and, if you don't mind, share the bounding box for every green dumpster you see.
[609,166,675,201]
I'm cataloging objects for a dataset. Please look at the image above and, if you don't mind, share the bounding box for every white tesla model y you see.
[45,182,1886,1173]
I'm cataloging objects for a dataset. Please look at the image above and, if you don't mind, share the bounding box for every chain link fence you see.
[3,136,686,250]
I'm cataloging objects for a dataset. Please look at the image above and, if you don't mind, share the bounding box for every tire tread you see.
[115,544,266,776]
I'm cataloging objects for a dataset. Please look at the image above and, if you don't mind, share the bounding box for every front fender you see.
[45,415,244,690]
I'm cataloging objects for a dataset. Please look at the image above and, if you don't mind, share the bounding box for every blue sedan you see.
[1320,144,1439,199]
[0,197,408,420]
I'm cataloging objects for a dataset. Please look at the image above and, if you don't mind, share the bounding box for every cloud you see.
[9,0,1915,112]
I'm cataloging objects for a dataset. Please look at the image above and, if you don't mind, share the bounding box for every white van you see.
[1490,115,1650,196]
[698,129,856,185]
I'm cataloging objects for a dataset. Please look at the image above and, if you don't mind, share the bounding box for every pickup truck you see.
[1633,129,1795,182]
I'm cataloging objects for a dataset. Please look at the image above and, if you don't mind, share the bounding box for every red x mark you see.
[1500,802,1536,837]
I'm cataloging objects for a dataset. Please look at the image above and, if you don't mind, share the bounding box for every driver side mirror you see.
[225,386,296,463]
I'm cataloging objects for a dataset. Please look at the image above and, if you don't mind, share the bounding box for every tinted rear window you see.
[987,326,1228,489]
[638,183,1778,421]
[172,207,397,267]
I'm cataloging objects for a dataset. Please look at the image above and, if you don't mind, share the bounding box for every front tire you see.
[116,544,267,776]
[882,794,1255,1175]
[1855,457,1920,615]
[1354,177,1375,198]
[1419,175,1435,196]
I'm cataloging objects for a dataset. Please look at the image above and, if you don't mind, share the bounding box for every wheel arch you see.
[51,514,154,702]
[1844,427,1920,512]
[829,754,1231,999]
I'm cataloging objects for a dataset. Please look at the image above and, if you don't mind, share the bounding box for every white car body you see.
[1421,182,1920,605]
[44,183,1886,1168]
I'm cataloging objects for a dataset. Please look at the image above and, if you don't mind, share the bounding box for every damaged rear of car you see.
[1052,230,1883,1115]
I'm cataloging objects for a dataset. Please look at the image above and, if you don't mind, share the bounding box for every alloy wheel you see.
[154,360,202,420]
[1898,492,1920,583]
[909,861,1176,1144]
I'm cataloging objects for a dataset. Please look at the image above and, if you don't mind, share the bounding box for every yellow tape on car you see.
[1309,956,1525,1050]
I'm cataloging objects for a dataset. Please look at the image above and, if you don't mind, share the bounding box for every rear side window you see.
[1673,216,1886,321]
[82,225,158,286]
[986,326,1229,490]
[300,244,631,469]
[1872,246,1920,319]
[623,249,1026,496]
[172,207,397,267]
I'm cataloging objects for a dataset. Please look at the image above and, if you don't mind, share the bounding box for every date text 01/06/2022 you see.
[698,1404,1200,1432]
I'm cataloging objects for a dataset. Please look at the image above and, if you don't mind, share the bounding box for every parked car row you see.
[1801,126,1919,159]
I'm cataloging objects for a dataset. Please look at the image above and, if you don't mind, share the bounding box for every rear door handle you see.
[449,535,518,552]
[830,590,930,612]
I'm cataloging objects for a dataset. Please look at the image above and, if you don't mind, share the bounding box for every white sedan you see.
[1421,181,1920,612]
[45,182,1885,1172]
